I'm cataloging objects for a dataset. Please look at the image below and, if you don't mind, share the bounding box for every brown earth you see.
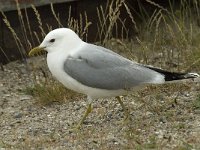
[0,56,200,149]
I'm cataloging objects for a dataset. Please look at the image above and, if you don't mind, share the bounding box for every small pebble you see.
[13,112,23,118]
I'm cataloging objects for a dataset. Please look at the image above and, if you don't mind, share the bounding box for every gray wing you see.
[63,43,164,90]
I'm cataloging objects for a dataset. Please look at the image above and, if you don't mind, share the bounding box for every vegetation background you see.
[0,0,200,149]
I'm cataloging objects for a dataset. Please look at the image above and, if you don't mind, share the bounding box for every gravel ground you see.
[0,56,200,149]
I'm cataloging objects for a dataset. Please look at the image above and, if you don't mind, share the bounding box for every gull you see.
[29,28,199,129]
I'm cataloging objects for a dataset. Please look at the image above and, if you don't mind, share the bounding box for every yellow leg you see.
[116,96,131,122]
[76,103,92,129]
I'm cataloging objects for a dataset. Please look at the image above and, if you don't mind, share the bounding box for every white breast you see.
[46,49,126,99]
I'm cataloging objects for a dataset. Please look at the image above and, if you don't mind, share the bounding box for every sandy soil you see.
[0,56,200,149]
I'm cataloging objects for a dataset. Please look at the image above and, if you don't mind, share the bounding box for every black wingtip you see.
[145,65,199,81]
[164,72,199,81]
[183,72,199,78]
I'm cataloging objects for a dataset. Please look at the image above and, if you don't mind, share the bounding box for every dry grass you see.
[24,79,82,106]
[3,0,199,121]
[96,0,138,44]
[1,0,200,69]
[126,0,200,71]
[1,0,200,149]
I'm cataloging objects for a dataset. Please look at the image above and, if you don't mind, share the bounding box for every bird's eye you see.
[49,39,55,43]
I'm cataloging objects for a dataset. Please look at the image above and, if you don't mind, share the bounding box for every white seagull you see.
[29,28,199,129]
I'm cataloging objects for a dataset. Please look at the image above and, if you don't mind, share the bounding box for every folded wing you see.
[63,44,165,90]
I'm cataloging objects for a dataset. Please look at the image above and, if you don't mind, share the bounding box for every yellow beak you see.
[28,46,45,56]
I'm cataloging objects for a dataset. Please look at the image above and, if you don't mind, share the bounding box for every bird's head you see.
[29,28,82,56]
